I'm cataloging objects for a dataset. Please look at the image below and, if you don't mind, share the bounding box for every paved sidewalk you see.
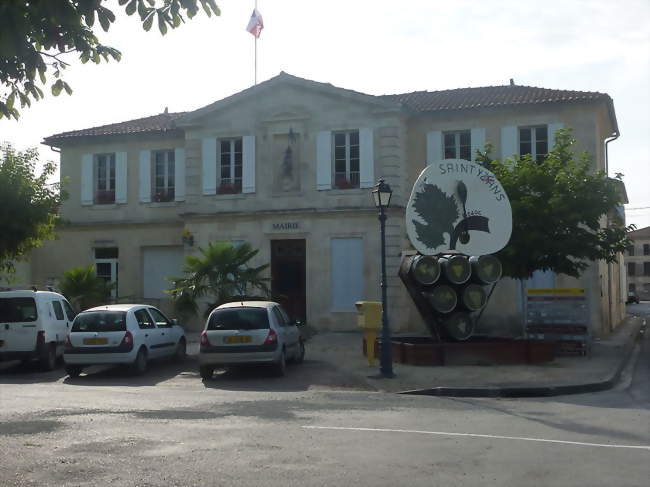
[186,315,644,396]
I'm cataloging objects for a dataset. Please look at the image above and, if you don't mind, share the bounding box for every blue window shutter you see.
[470,128,486,161]
[81,154,93,205]
[202,138,217,195]
[548,123,564,151]
[242,135,256,194]
[174,148,185,201]
[139,150,151,203]
[115,151,128,204]
[426,131,443,166]
[316,131,332,190]
[331,238,364,312]
[500,126,518,160]
[359,128,374,188]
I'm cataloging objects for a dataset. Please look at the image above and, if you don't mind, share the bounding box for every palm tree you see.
[59,265,114,311]
[168,242,270,317]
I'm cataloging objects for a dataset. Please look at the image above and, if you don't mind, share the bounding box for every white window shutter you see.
[242,136,256,194]
[81,154,93,205]
[548,122,564,151]
[331,238,364,312]
[115,151,128,204]
[139,151,151,203]
[426,131,443,165]
[470,128,486,161]
[500,126,518,160]
[202,137,217,195]
[359,128,374,189]
[174,148,185,201]
[316,130,332,190]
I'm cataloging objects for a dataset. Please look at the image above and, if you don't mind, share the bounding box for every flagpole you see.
[254,0,258,85]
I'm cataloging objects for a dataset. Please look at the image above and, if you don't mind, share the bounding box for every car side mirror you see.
[171,318,179,327]
[293,320,303,327]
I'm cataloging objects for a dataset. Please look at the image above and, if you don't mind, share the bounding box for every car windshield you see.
[207,308,270,331]
[0,297,38,322]
[72,312,127,332]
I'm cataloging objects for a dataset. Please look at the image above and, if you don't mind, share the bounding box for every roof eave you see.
[42,128,185,148]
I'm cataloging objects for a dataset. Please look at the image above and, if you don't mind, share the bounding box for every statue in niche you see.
[274,127,301,192]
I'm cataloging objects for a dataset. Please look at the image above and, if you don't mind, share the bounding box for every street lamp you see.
[371,178,394,378]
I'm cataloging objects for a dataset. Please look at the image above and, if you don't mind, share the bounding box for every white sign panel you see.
[406,159,512,255]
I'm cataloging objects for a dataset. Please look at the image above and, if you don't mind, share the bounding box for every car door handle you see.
[145,334,149,337]
[161,332,165,336]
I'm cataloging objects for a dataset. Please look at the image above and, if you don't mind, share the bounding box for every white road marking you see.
[302,426,650,451]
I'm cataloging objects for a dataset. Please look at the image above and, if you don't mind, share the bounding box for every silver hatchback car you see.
[199,301,305,379]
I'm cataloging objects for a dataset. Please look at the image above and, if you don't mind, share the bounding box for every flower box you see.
[94,190,115,204]
[153,190,175,202]
[217,182,242,194]
[334,176,358,190]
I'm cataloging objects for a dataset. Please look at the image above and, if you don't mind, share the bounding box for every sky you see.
[1,0,649,228]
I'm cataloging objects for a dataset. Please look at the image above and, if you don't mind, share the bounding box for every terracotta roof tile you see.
[43,111,187,144]
[379,85,610,112]
[43,81,611,144]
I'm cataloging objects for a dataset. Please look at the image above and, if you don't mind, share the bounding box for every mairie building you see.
[31,72,626,335]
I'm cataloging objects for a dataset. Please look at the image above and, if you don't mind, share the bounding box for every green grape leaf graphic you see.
[412,184,459,249]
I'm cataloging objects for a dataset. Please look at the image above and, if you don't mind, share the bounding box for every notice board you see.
[525,288,590,356]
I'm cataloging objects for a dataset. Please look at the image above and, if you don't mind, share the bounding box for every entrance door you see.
[271,240,306,323]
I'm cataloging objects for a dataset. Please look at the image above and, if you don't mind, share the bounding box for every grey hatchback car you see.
[198,301,304,379]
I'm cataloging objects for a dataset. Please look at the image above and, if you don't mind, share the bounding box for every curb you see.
[398,317,645,398]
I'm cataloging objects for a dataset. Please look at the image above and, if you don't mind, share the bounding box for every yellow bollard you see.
[365,329,378,367]
[355,301,383,367]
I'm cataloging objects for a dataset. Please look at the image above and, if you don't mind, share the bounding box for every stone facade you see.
[626,226,650,300]
[31,73,624,335]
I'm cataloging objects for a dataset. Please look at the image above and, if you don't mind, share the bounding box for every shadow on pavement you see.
[201,359,376,393]
[0,358,68,383]
[61,357,198,387]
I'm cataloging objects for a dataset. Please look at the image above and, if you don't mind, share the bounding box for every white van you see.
[0,289,76,370]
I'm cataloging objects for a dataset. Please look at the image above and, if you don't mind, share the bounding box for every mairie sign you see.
[406,159,512,256]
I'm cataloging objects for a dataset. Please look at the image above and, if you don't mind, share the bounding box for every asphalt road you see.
[1,305,648,487]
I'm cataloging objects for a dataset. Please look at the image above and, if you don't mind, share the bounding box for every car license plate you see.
[83,337,108,345]
[225,336,251,344]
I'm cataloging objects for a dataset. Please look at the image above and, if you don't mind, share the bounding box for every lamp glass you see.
[372,180,393,208]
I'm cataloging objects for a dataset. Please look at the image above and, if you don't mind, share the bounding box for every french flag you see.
[246,9,264,38]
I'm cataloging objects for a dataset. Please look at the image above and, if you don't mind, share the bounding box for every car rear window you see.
[207,308,270,331]
[0,297,38,322]
[72,312,127,332]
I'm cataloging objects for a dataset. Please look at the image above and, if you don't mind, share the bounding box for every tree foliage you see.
[476,128,633,280]
[0,143,67,273]
[0,0,220,119]
[168,242,270,317]
[59,265,115,311]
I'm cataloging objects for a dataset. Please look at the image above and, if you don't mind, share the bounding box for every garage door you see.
[143,247,185,299]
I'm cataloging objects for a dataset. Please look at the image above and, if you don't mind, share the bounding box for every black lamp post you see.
[371,178,394,378]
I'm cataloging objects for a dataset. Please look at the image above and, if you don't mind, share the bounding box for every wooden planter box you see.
[443,341,527,366]
[403,342,443,365]
[364,336,555,366]
[526,341,555,363]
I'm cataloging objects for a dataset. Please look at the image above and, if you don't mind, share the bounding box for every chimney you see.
[509,78,515,86]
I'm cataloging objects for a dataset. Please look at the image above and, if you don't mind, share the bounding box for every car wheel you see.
[174,338,187,362]
[65,365,82,378]
[294,340,305,364]
[273,349,286,377]
[131,348,148,375]
[200,365,214,381]
[40,344,56,371]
